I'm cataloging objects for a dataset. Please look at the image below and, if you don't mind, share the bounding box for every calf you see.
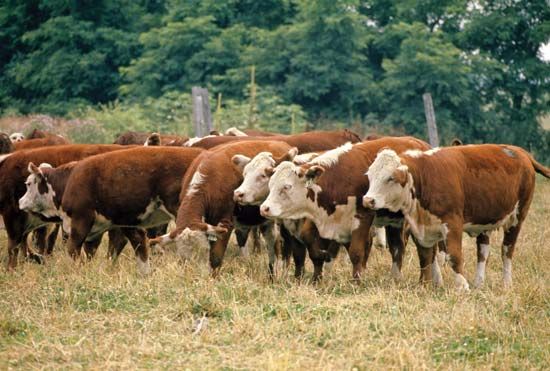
[151,141,297,275]
[260,137,431,280]
[363,144,550,290]
[24,147,204,274]
[0,144,132,269]
[190,129,361,150]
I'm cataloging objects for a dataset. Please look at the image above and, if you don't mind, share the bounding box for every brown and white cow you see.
[189,129,362,150]
[14,135,69,151]
[114,131,189,146]
[0,144,133,269]
[151,141,297,276]
[10,132,25,142]
[363,144,550,290]
[20,146,204,274]
[260,137,432,280]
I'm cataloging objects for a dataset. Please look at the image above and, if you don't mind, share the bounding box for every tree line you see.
[1,0,549,160]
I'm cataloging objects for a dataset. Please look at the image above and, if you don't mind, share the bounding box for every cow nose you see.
[260,205,270,216]
[233,190,244,202]
[362,196,375,209]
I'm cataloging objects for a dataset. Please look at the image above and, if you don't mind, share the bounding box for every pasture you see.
[0,177,548,369]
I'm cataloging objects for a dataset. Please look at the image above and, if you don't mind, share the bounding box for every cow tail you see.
[530,155,550,178]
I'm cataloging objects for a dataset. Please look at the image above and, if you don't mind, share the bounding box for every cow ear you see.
[273,147,298,165]
[392,166,408,187]
[232,154,251,173]
[146,133,161,146]
[305,165,325,182]
[28,162,42,176]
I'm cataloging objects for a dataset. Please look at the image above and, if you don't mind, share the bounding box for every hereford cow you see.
[189,129,362,150]
[0,144,132,269]
[10,133,25,142]
[20,146,204,274]
[114,131,189,146]
[151,141,297,276]
[363,145,550,290]
[260,137,432,281]
[14,135,69,151]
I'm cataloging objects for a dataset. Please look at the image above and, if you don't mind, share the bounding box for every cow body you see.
[190,129,362,150]
[260,137,431,280]
[0,144,131,268]
[114,131,188,146]
[363,144,550,290]
[38,147,204,274]
[12,136,69,151]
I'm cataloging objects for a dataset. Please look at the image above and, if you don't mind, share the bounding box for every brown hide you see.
[61,147,204,226]
[242,129,278,136]
[114,131,188,146]
[172,141,295,237]
[190,129,362,151]
[13,136,69,151]
[304,136,430,215]
[0,144,132,268]
[0,133,14,154]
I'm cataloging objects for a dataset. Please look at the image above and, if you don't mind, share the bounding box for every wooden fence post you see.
[422,92,440,147]
[248,65,257,129]
[192,87,213,137]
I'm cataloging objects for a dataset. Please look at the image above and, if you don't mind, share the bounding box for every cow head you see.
[10,132,25,143]
[19,162,58,217]
[362,149,412,212]
[259,161,324,219]
[144,133,161,146]
[233,148,298,205]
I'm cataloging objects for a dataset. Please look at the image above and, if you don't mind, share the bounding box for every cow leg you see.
[445,222,469,291]
[32,227,48,255]
[66,214,95,260]
[280,225,305,279]
[373,227,387,249]
[386,226,406,281]
[252,227,262,254]
[107,228,128,261]
[5,212,27,269]
[501,223,523,289]
[45,224,60,255]
[473,233,491,288]
[300,222,332,282]
[122,228,150,276]
[235,225,251,257]
[260,221,280,278]
[416,242,435,284]
[348,216,374,280]
[209,229,233,277]
[83,238,102,260]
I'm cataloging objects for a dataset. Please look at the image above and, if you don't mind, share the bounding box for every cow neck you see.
[173,191,206,236]
[44,166,74,210]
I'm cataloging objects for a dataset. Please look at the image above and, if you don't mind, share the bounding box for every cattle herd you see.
[0,126,548,291]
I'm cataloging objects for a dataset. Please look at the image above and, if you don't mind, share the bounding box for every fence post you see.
[248,65,257,129]
[422,92,439,147]
[192,87,212,137]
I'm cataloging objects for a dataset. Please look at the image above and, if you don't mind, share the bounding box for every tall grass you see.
[0,178,548,369]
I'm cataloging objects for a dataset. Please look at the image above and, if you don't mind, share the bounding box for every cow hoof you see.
[454,273,470,292]
[136,258,151,276]
[390,263,403,281]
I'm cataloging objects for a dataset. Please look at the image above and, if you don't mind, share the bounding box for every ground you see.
[0,177,548,369]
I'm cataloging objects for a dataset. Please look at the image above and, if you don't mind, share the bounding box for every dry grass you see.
[0,178,548,370]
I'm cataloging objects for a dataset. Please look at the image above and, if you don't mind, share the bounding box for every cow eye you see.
[387,176,394,183]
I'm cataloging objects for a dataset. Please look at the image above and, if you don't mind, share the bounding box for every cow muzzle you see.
[233,190,245,203]
[362,195,377,210]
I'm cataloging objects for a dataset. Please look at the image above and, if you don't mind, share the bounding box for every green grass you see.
[0,177,548,369]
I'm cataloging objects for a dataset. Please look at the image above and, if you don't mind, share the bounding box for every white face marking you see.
[364,149,412,212]
[261,162,361,243]
[234,152,276,205]
[175,227,210,260]
[186,168,205,196]
[225,127,247,136]
[308,142,353,168]
[464,202,519,236]
[19,171,58,218]
[454,272,470,291]
[474,243,490,288]
[137,196,174,227]
[9,133,25,143]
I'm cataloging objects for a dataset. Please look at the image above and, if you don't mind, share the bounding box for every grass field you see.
[0,177,548,369]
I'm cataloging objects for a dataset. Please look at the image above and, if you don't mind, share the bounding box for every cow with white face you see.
[363,145,550,290]
[260,137,433,281]
[19,163,58,218]
[10,132,25,143]
[233,148,298,205]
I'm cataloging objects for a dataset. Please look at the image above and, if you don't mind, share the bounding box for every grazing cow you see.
[362,144,550,290]
[114,131,189,146]
[190,129,362,150]
[0,145,132,269]
[260,137,431,280]
[151,141,297,275]
[10,133,25,142]
[21,147,204,274]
